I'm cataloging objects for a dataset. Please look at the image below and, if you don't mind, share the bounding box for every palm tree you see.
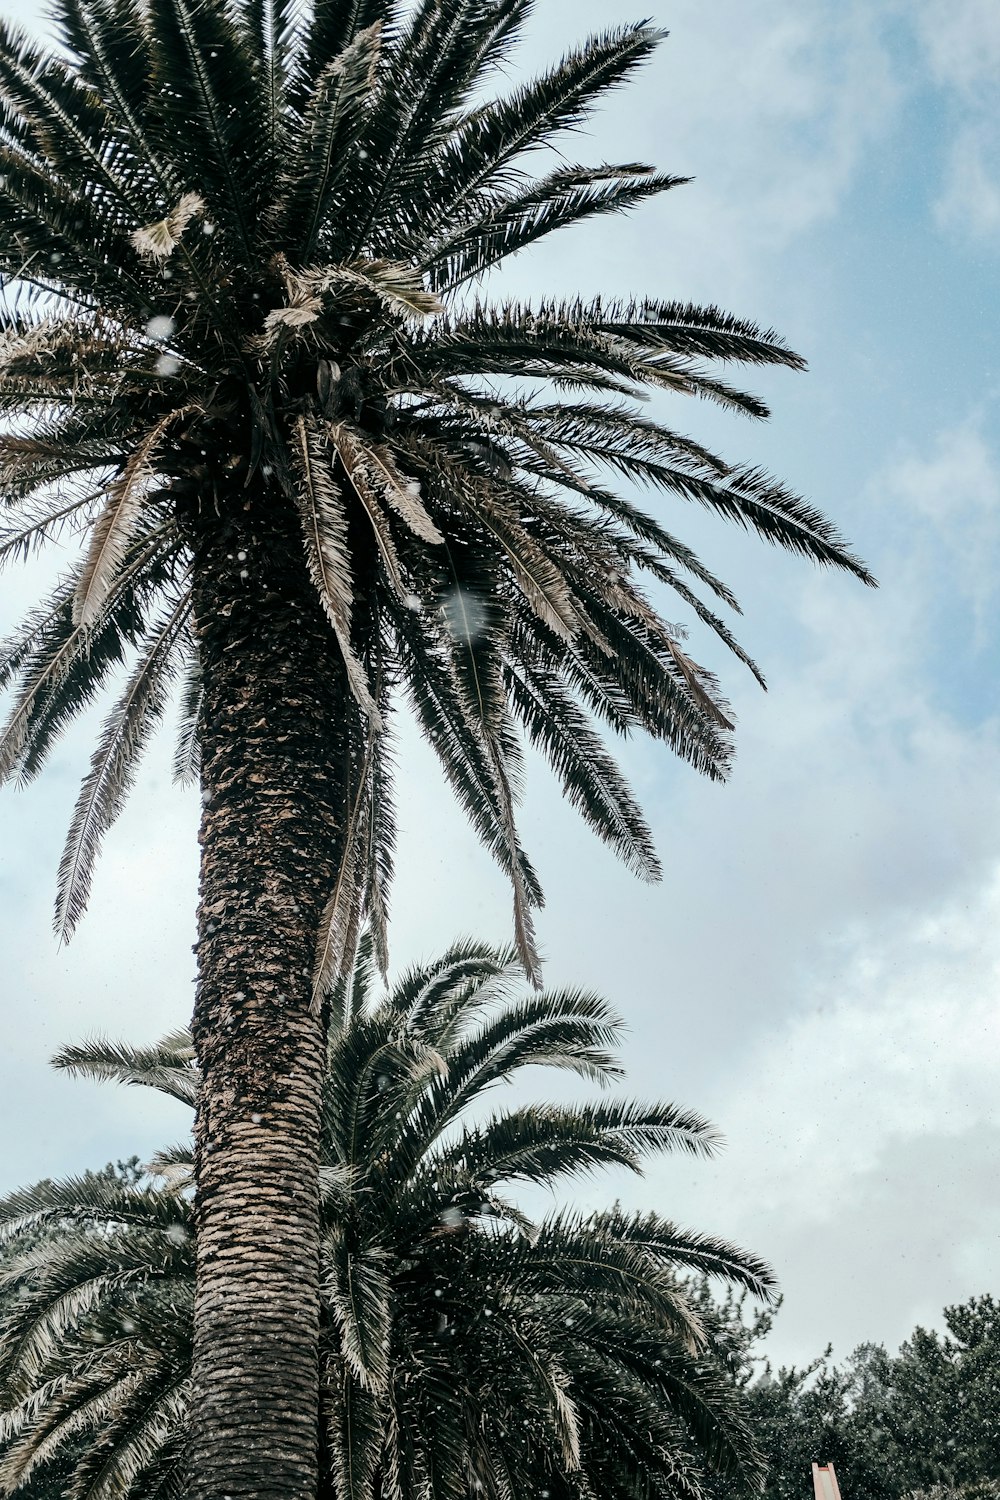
[0,2,872,1490]
[0,941,775,1500]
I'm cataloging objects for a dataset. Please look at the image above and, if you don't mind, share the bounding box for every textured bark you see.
[185,490,350,1500]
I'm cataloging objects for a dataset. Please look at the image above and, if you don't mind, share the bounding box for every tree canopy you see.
[699,1289,1000,1500]
[0,0,874,985]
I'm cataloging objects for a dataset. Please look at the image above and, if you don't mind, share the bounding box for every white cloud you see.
[910,0,1000,243]
[713,866,1000,1213]
[912,0,1000,91]
[877,418,1000,643]
[493,0,902,306]
[653,2,900,259]
[934,123,1000,241]
[757,1126,1000,1367]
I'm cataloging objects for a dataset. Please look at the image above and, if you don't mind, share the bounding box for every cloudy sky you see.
[1,0,999,1372]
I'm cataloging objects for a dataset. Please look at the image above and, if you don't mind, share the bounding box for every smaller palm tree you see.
[0,941,775,1500]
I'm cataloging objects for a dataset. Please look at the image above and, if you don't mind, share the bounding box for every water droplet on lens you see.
[145,314,174,340]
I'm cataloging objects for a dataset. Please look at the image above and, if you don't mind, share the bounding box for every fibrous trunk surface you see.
[186,491,349,1500]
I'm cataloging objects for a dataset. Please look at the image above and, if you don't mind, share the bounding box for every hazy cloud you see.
[934,125,1000,242]
[910,0,1000,242]
[912,0,1000,92]
[509,0,901,304]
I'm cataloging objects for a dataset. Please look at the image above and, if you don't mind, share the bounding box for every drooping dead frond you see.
[131,193,205,261]
[311,733,375,1012]
[332,423,442,544]
[73,411,189,629]
[291,414,381,726]
[171,644,201,785]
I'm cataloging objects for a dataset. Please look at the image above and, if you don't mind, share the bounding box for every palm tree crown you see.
[0,0,872,981]
[0,940,775,1500]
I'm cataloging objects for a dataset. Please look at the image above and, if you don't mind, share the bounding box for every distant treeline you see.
[699,1286,1000,1500]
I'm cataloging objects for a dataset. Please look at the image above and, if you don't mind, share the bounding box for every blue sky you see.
[0,0,998,1372]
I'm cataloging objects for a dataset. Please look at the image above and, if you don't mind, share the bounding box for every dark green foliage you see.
[0,1159,146,1500]
[698,1289,1000,1500]
[0,0,872,984]
[0,941,774,1500]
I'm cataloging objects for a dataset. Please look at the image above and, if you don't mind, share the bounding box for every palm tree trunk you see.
[185,494,350,1500]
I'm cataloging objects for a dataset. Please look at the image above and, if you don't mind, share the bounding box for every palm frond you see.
[424,166,688,291]
[73,412,189,628]
[51,1029,198,1107]
[170,644,201,785]
[505,659,661,881]
[322,1352,383,1500]
[311,733,375,1010]
[51,0,166,195]
[431,1097,719,1192]
[278,23,384,258]
[0,19,151,222]
[324,1240,392,1392]
[143,0,260,256]
[2,527,179,786]
[398,628,545,925]
[303,0,392,102]
[55,593,190,940]
[292,414,381,724]
[408,23,665,241]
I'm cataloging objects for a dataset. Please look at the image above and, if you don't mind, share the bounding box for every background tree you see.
[0,1,873,1492]
[0,940,773,1500]
[696,1289,1000,1500]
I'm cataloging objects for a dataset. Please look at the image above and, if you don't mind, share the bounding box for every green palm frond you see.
[406,23,666,249]
[385,938,518,1031]
[324,1238,392,1393]
[51,1031,199,1106]
[322,1351,383,1500]
[278,22,384,259]
[55,594,191,939]
[424,1097,720,1192]
[423,166,690,292]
